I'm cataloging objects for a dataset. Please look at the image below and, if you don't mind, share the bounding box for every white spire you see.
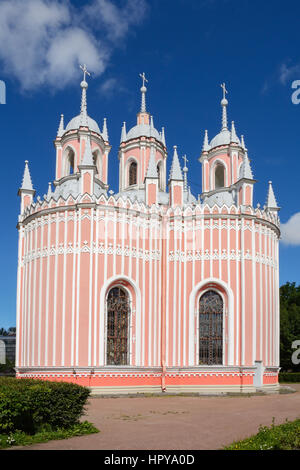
[182,154,188,191]
[220,82,228,131]
[139,72,148,113]
[169,145,183,181]
[241,134,246,150]
[120,121,127,142]
[82,137,94,166]
[241,151,253,180]
[57,114,64,137]
[266,181,279,209]
[161,127,166,147]
[21,160,34,191]
[102,117,109,141]
[230,121,239,144]
[146,146,158,178]
[150,115,154,128]
[79,64,90,127]
[202,129,210,152]
[47,182,52,200]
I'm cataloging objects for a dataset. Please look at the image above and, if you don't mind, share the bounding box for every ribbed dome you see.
[210,129,240,149]
[210,129,231,149]
[126,123,163,143]
[65,115,101,134]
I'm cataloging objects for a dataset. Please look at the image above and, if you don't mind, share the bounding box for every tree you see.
[280,282,300,371]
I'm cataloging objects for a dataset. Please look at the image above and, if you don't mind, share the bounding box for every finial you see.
[240,151,253,180]
[182,155,188,192]
[146,146,158,179]
[150,115,154,128]
[220,82,228,131]
[169,145,183,181]
[120,121,127,143]
[241,135,246,150]
[266,181,279,210]
[79,64,90,127]
[47,182,52,200]
[20,160,34,191]
[57,114,64,137]
[82,137,94,166]
[102,117,109,141]
[230,121,239,144]
[202,129,210,152]
[161,127,166,147]
[139,72,148,112]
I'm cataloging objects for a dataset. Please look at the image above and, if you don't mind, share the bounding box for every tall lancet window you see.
[129,161,137,186]
[199,290,223,365]
[215,164,225,189]
[157,162,163,190]
[106,287,130,365]
[68,149,75,175]
[93,151,101,176]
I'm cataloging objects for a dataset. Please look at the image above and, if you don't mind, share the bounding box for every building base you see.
[16,365,280,395]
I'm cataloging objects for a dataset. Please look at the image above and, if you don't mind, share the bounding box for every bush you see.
[279,372,300,383]
[0,378,90,434]
[225,418,300,450]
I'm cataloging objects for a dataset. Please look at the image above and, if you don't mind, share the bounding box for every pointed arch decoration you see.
[199,290,223,365]
[129,161,137,186]
[106,286,130,365]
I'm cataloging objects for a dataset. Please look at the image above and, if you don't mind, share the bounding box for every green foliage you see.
[0,421,99,449]
[0,358,15,375]
[0,377,90,434]
[279,372,300,383]
[225,418,300,450]
[280,282,300,372]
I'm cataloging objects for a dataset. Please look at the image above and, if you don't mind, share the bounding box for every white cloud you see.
[279,62,300,85]
[0,0,147,91]
[281,212,300,246]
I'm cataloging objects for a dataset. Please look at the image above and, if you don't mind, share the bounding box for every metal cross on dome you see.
[182,154,188,167]
[139,72,148,87]
[221,82,228,99]
[80,64,91,82]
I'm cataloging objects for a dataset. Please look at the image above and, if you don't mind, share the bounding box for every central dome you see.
[65,114,101,134]
[210,129,240,149]
[126,123,163,143]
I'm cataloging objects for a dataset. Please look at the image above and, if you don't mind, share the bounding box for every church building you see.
[16,68,281,394]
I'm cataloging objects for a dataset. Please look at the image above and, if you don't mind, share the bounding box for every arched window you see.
[215,164,225,189]
[157,161,163,190]
[129,161,137,186]
[93,151,100,176]
[64,148,75,176]
[199,290,223,365]
[106,287,130,365]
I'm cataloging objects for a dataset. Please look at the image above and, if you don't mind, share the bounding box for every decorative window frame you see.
[92,149,102,179]
[210,159,228,190]
[125,157,139,188]
[188,278,234,367]
[196,288,226,366]
[62,144,76,177]
[99,275,141,367]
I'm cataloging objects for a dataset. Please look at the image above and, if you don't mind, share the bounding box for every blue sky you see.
[0,0,299,328]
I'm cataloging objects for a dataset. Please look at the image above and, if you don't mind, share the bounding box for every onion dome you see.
[122,73,166,146]
[210,83,241,150]
[63,64,104,137]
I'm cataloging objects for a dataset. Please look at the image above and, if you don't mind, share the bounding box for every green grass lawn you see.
[0,421,99,449]
[225,418,300,450]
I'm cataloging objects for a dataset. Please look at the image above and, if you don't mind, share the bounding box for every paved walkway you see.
[17,385,300,450]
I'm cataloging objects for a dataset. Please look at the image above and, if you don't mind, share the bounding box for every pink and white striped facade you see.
[16,76,281,394]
